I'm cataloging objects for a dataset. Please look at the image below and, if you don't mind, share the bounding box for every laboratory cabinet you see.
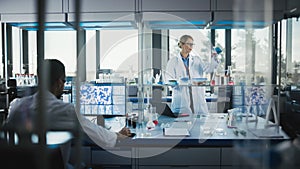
[70,146,92,167]
[68,0,136,13]
[87,144,286,168]
[85,113,289,168]
[0,0,66,22]
[221,147,264,169]
[71,146,133,168]
[221,167,253,169]
[88,146,224,168]
[0,0,64,14]
[138,147,220,166]
[139,166,220,169]
[91,147,132,166]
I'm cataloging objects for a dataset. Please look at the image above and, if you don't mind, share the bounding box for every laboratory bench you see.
[128,94,228,114]
[128,95,219,103]
[78,113,290,169]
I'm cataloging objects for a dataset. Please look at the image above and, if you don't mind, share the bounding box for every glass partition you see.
[231,27,272,85]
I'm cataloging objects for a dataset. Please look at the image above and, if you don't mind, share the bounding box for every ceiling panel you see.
[0,0,63,14]
[68,0,135,13]
[142,12,211,22]
[67,12,135,22]
[0,13,65,22]
[141,0,211,11]
[216,0,285,11]
[285,0,300,17]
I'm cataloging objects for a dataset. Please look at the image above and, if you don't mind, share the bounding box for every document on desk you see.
[163,128,190,137]
[172,121,191,128]
[248,128,284,138]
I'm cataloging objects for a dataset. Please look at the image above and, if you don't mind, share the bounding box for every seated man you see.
[3,59,131,168]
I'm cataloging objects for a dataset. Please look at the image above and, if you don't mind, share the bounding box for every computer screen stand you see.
[265,97,279,129]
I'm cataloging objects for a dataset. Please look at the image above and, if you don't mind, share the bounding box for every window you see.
[12,26,21,76]
[0,24,3,78]
[44,31,77,76]
[287,18,300,86]
[279,20,287,88]
[215,29,226,73]
[281,18,300,87]
[99,29,138,78]
[28,31,37,75]
[86,30,96,81]
[231,27,271,85]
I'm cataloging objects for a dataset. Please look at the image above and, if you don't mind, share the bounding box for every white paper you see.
[164,128,190,136]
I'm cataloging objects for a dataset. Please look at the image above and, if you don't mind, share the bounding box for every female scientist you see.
[165,35,219,114]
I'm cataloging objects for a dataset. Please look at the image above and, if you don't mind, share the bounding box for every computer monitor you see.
[73,82,126,116]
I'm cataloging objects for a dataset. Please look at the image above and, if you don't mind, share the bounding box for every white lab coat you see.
[165,53,218,114]
[5,91,118,168]
[6,91,117,147]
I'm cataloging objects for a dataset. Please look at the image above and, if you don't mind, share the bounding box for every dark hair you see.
[37,59,65,87]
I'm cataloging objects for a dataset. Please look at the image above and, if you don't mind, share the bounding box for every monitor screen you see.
[80,85,112,105]
[73,82,126,116]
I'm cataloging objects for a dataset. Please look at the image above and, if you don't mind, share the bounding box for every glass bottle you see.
[227,66,234,85]
[146,107,155,130]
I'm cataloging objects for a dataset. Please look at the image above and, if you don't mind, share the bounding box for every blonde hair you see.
[178,35,193,48]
